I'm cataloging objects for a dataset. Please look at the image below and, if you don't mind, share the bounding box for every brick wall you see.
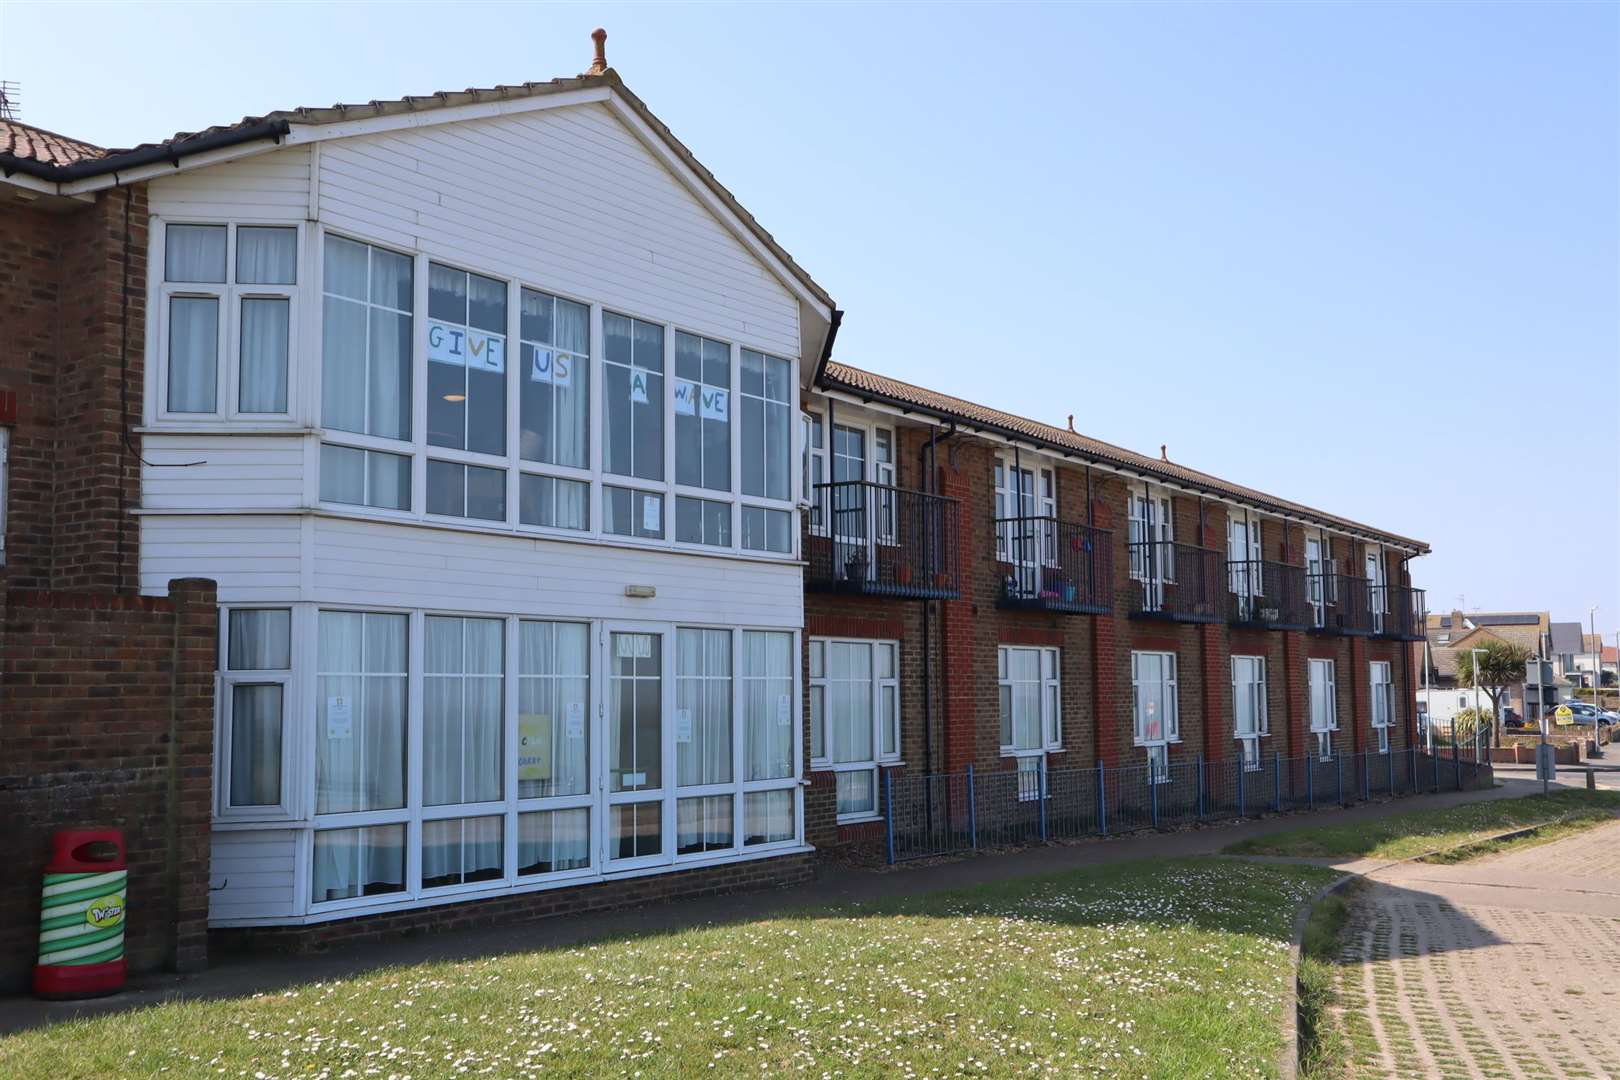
[0,578,217,992]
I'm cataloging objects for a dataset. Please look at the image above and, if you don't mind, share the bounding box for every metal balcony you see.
[1371,584,1426,641]
[1306,573,1374,635]
[1127,541,1223,623]
[1225,560,1311,630]
[806,480,961,599]
[994,517,1113,615]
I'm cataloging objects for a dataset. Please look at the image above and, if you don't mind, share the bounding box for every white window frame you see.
[810,411,898,566]
[216,606,296,821]
[1128,484,1175,590]
[1309,657,1338,761]
[809,637,901,823]
[153,219,300,425]
[1131,650,1179,783]
[1231,654,1269,772]
[997,645,1062,757]
[1227,515,1264,600]
[995,454,1058,591]
[298,227,800,560]
[1370,660,1393,754]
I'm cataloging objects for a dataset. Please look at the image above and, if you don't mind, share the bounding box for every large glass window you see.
[1370,661,1393,754]
[427,264,507,457]
[313,824,404,904]
[427,459,507,522]
[322,235,413,441]
[677,628,733,790]
[316,611,407,814]
[675,332,731,492]
[810,638,899,820]
[518,621,590,799]
[222,609,291,812]
[1310,658,1338,760]
[604,313,664,481]
[1131,651,1178,783]
[163,223,296,416]
[520,288,589,468]
[999,645,1060,755]
[743,631,795,784]
[609,631,663,861]
[676,496,731,547]
[1232,655,1268,771]
[320,444,411,511]
[519,474,588,531]
[423,616,504,806]
[740,349,791,501]
[604,486,664,539]
[422,816,503,889]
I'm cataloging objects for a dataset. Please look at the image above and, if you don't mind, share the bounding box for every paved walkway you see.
[0,775,1540,1036]
[1332,817,1620,1079]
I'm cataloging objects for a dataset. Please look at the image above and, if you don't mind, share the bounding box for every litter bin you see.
[33,829,127,999]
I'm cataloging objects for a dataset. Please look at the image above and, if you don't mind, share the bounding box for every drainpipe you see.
[919,422,959,779]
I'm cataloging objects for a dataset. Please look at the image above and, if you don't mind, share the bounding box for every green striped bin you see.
[33,829,127,998]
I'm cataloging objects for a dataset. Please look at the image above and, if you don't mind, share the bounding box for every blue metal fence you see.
[883,746,1495,864]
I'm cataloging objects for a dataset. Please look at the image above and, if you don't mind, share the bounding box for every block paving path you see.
[1332,819,1620,1079]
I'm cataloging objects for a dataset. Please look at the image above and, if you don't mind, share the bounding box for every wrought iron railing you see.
[1127,541,1222,621]
[1370,584,1426,640]
[806,480,961,599]
[1306,572,1373,634]
[1225,559,1311,629]
[994,517,1112,614]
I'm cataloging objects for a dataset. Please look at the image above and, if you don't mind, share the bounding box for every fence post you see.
[1452,728,1461,791]
[1150,765,1159,829]
[884,770,896,865]
[1336,753,1343,806]
[1307,754,1315,809]
[1237,757,1246,818]
[1096,760,1108,836]
[1197,756,1206,819]
[1274,751,1283,812]
[967,764,978,851]
[1038,757,1049,841]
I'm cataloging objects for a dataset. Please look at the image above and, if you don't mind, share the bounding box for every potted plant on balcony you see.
[844,547,869,583]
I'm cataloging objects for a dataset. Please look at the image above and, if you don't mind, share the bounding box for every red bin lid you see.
[45,829,126,873]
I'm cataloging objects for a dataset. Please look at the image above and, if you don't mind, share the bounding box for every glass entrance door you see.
[606,629,668,868]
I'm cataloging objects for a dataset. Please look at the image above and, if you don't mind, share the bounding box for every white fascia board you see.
[56,139,290,195]
[0,171,93,201]
[602,92,833,329]
[808,387,1424,555]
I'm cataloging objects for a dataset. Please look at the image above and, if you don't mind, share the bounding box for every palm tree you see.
[1455,641,1534,748]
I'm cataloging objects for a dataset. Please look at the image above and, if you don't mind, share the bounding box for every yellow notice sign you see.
[518,714,552,781]
[1554,705,1574,727]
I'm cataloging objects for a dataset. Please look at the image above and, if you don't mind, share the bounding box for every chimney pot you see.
[1066,414,1075,433]
[1160,444,1168,461]
[588,28,608,75]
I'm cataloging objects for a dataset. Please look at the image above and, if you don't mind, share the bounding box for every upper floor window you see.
[322,235,413,441]
[520,289,590,469]
[674,332,731,492]
[427,264,507,457]
[604,313,664,482]
[163,223,296,416]
[1128,486,1174,582]
[740,350,792,501]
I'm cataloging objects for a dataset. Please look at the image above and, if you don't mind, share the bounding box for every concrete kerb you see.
[1280,818,1573,1079]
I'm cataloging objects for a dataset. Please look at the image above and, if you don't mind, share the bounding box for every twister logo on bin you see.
[428,319,505,374]
[85,893,125,929]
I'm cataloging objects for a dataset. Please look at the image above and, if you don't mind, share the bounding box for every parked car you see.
[1558,701,1616,727]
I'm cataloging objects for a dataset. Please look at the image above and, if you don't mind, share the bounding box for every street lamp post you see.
[1590,606,1602,759]
[1471,647,1485,763]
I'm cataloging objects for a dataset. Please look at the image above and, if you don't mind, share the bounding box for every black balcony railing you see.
[1127,541,1222,622]
[1371,584,1426,640]
[994,517,1113,614]
[1225,560,1311,629]
[1306,573,1373,635]
[806,480,961,599]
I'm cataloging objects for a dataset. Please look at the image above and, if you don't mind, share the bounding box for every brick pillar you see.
[1093,615,1119,767]
[938,467,975,771]
[1349,635,1367,756]
[1200,623,1226,761]
[1283,630,1304,759]
[167,577,217,974]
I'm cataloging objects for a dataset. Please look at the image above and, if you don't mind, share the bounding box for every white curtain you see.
[167,296,217,412]
[235,226,296,285]
[518,808,589,874]
[317,611,406,815]
[677,629,732,787]
[744,790,793,845]
[229,684,281,806]
[518,621,589,799]
[425,617,503,806]
[423,817,502,887]
[228,609,289,670]
[312,823,403,904]
[827,643,872,764]
[239,297,289,413]
[165,224,225,283]
[321,238,411,439]
[743,631,793,781]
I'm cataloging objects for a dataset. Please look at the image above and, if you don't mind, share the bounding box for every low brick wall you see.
[213,852,814,955]
[0,579,217,992]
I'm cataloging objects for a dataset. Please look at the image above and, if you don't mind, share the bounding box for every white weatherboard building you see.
[136,68,837,927]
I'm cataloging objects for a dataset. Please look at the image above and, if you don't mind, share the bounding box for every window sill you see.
[836,813,883,826]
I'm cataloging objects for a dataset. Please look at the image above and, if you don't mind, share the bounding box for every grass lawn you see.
[0,857,1335,1079]
[1224,789,1620,862]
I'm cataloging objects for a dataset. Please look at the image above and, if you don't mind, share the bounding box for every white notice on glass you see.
[673,379,697,416]
[531,347,574,389]
[776,694,793,727]
[565,702,585,739]
[326,696,353,741]
[630,371,649,405]
[675,708,693,743]
[642,495,662,533]
[700,388,729,423]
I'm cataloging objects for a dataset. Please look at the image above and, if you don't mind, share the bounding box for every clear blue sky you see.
[5,2,1617,634]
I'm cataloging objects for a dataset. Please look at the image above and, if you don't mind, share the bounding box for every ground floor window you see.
[216,605,802,916]
[809,637,899,821]
[1370,660,1392,754]
[999,645,1060,799]
[1231,654,1268,772]
[1132,651,1178,783]
[1309,658,1337,760]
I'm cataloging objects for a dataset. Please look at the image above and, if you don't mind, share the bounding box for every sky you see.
[3,1,1617,635]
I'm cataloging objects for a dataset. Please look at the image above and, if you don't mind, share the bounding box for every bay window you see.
[517,620,591,875]
[1370,661,1393,754]
[604,313,664,482]
[677,496,731,547]
[220,608,291,815]
[427,459,506,522]
[315,611,408,815]
[426,264,507,457]
[676,628,733,854]
[1232,655,1268,771]
[1132,651,1178,782]
[809,638,899,820]
[604,485,664,539]
[1309,658,1338,760]
[519,474,588,531]
[741,506,791,553]
[740,350,792,501]
[423,616,504,806]
[161,222,296,417]
[520,289,590,468]
[322,235,413,441]
[675,332,732,492]
[319,444,411,511]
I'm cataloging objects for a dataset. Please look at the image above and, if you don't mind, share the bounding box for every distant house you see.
[1417,610,1558,724]
[1550,622,1585,686]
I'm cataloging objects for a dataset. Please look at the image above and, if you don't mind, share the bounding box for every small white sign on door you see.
[776,694,793,727]
[642,495,662,534]
[326,696,353,741]
[675,708,694,743]
[565,701,586,739]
